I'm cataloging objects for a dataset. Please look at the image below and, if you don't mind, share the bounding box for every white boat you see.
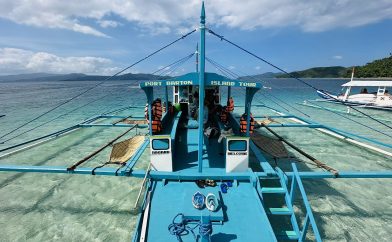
[317,80,392,111]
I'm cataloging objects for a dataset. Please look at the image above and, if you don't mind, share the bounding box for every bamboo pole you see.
[67,125,136,171]
[261,124,339,175]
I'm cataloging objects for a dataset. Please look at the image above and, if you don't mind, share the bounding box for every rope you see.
[0,91,121,144]
[199,221,213,237]
[91,161,125,175]
[207,28,392,132]
[168,213,212,242]
[2,51,195,144]
[0,29,197,142]
[168,213,197,241]
[206,57,309,116]
[207,57,290,113]
[305,101,392,139]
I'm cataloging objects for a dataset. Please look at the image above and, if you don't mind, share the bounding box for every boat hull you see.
[316,90,392,111]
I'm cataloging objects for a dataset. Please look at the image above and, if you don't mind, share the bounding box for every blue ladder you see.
[259,169,300,241]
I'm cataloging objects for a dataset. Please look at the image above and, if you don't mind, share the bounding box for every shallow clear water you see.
[0,79,391,241]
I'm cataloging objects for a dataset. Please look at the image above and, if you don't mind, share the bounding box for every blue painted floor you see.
[147,181,277,242]
[174,120,225,172]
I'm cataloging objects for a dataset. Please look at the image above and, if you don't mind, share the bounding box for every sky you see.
[0,0,391,76]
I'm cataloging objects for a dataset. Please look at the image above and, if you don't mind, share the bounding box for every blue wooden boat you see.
[1,3,392,241]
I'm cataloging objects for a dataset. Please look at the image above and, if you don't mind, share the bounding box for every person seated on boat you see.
[227,97,234,112]
[385,90,390,95]
[203,99,210,128]
[360,88,368,94]
[188,91,199,119]
[213,87,220,104]
[163,101,174,116]
[204,125,220,140]
[214,104,227,124]
[193,90,199,105]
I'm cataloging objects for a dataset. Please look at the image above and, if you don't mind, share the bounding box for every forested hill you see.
[276,66,347,78]
[345,56,392,78]
[274,56,392,78]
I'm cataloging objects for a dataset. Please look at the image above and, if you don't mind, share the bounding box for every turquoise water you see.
[0,79,391,241]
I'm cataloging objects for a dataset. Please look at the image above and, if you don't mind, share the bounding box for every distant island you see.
[274,56,392,78]
[0,72,170,82]
[1,56,391,82]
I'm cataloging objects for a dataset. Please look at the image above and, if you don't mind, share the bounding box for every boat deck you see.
[174,119,225,172]
[147,181,276,242]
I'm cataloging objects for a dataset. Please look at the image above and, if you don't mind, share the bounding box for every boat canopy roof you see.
[140,72,262,89]
[342,80,392,87]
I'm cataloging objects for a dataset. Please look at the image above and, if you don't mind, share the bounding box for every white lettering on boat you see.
[210,80,257,87]
[166,80,193,86]
[210,80,235,86]
[239,82,257,87]
[144,81,162,87]
[228,152,247,155]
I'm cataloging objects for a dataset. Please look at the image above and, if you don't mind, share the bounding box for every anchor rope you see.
[168,213,212,241]
[207,28,392,131]
[0,29,197,142]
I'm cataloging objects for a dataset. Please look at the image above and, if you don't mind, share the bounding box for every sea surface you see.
[0,78,391,241]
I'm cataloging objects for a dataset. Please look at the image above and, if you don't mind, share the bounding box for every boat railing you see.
[289,163,322,242]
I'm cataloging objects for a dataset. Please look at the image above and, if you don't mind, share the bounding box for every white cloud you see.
[255,66,261,70]
[333,55,343,59]
[98,20,121,28]
[0,48,121,75]
[0,0,391,37]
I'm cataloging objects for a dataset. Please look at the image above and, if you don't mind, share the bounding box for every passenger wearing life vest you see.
[226,97,234,112]
[240,113,254,134]
[220,106,229,124]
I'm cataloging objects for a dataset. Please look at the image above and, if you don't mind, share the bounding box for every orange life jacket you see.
[145,100,163,121]
[151,119,162,134]
[226,97,234,112]
[240,113,254,134]
[152,100,163,120]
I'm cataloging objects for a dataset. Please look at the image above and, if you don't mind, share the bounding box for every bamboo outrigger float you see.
[1,3,392,241]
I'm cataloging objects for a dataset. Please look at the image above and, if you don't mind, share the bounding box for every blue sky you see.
[0,0,391,75]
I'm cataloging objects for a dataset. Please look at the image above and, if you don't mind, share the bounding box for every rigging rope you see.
[206,56,308,116]
[306,101,392,139]
[207,28,392,131]
[206,57,392,140]
[0,29,197,142]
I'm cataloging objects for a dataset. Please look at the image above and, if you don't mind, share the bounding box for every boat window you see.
[228,140,247,151]
[152,139,170,150]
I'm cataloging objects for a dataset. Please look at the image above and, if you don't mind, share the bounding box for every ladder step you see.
[267,207,292,215]
[276,230,299,240]
[261,187,285,194]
